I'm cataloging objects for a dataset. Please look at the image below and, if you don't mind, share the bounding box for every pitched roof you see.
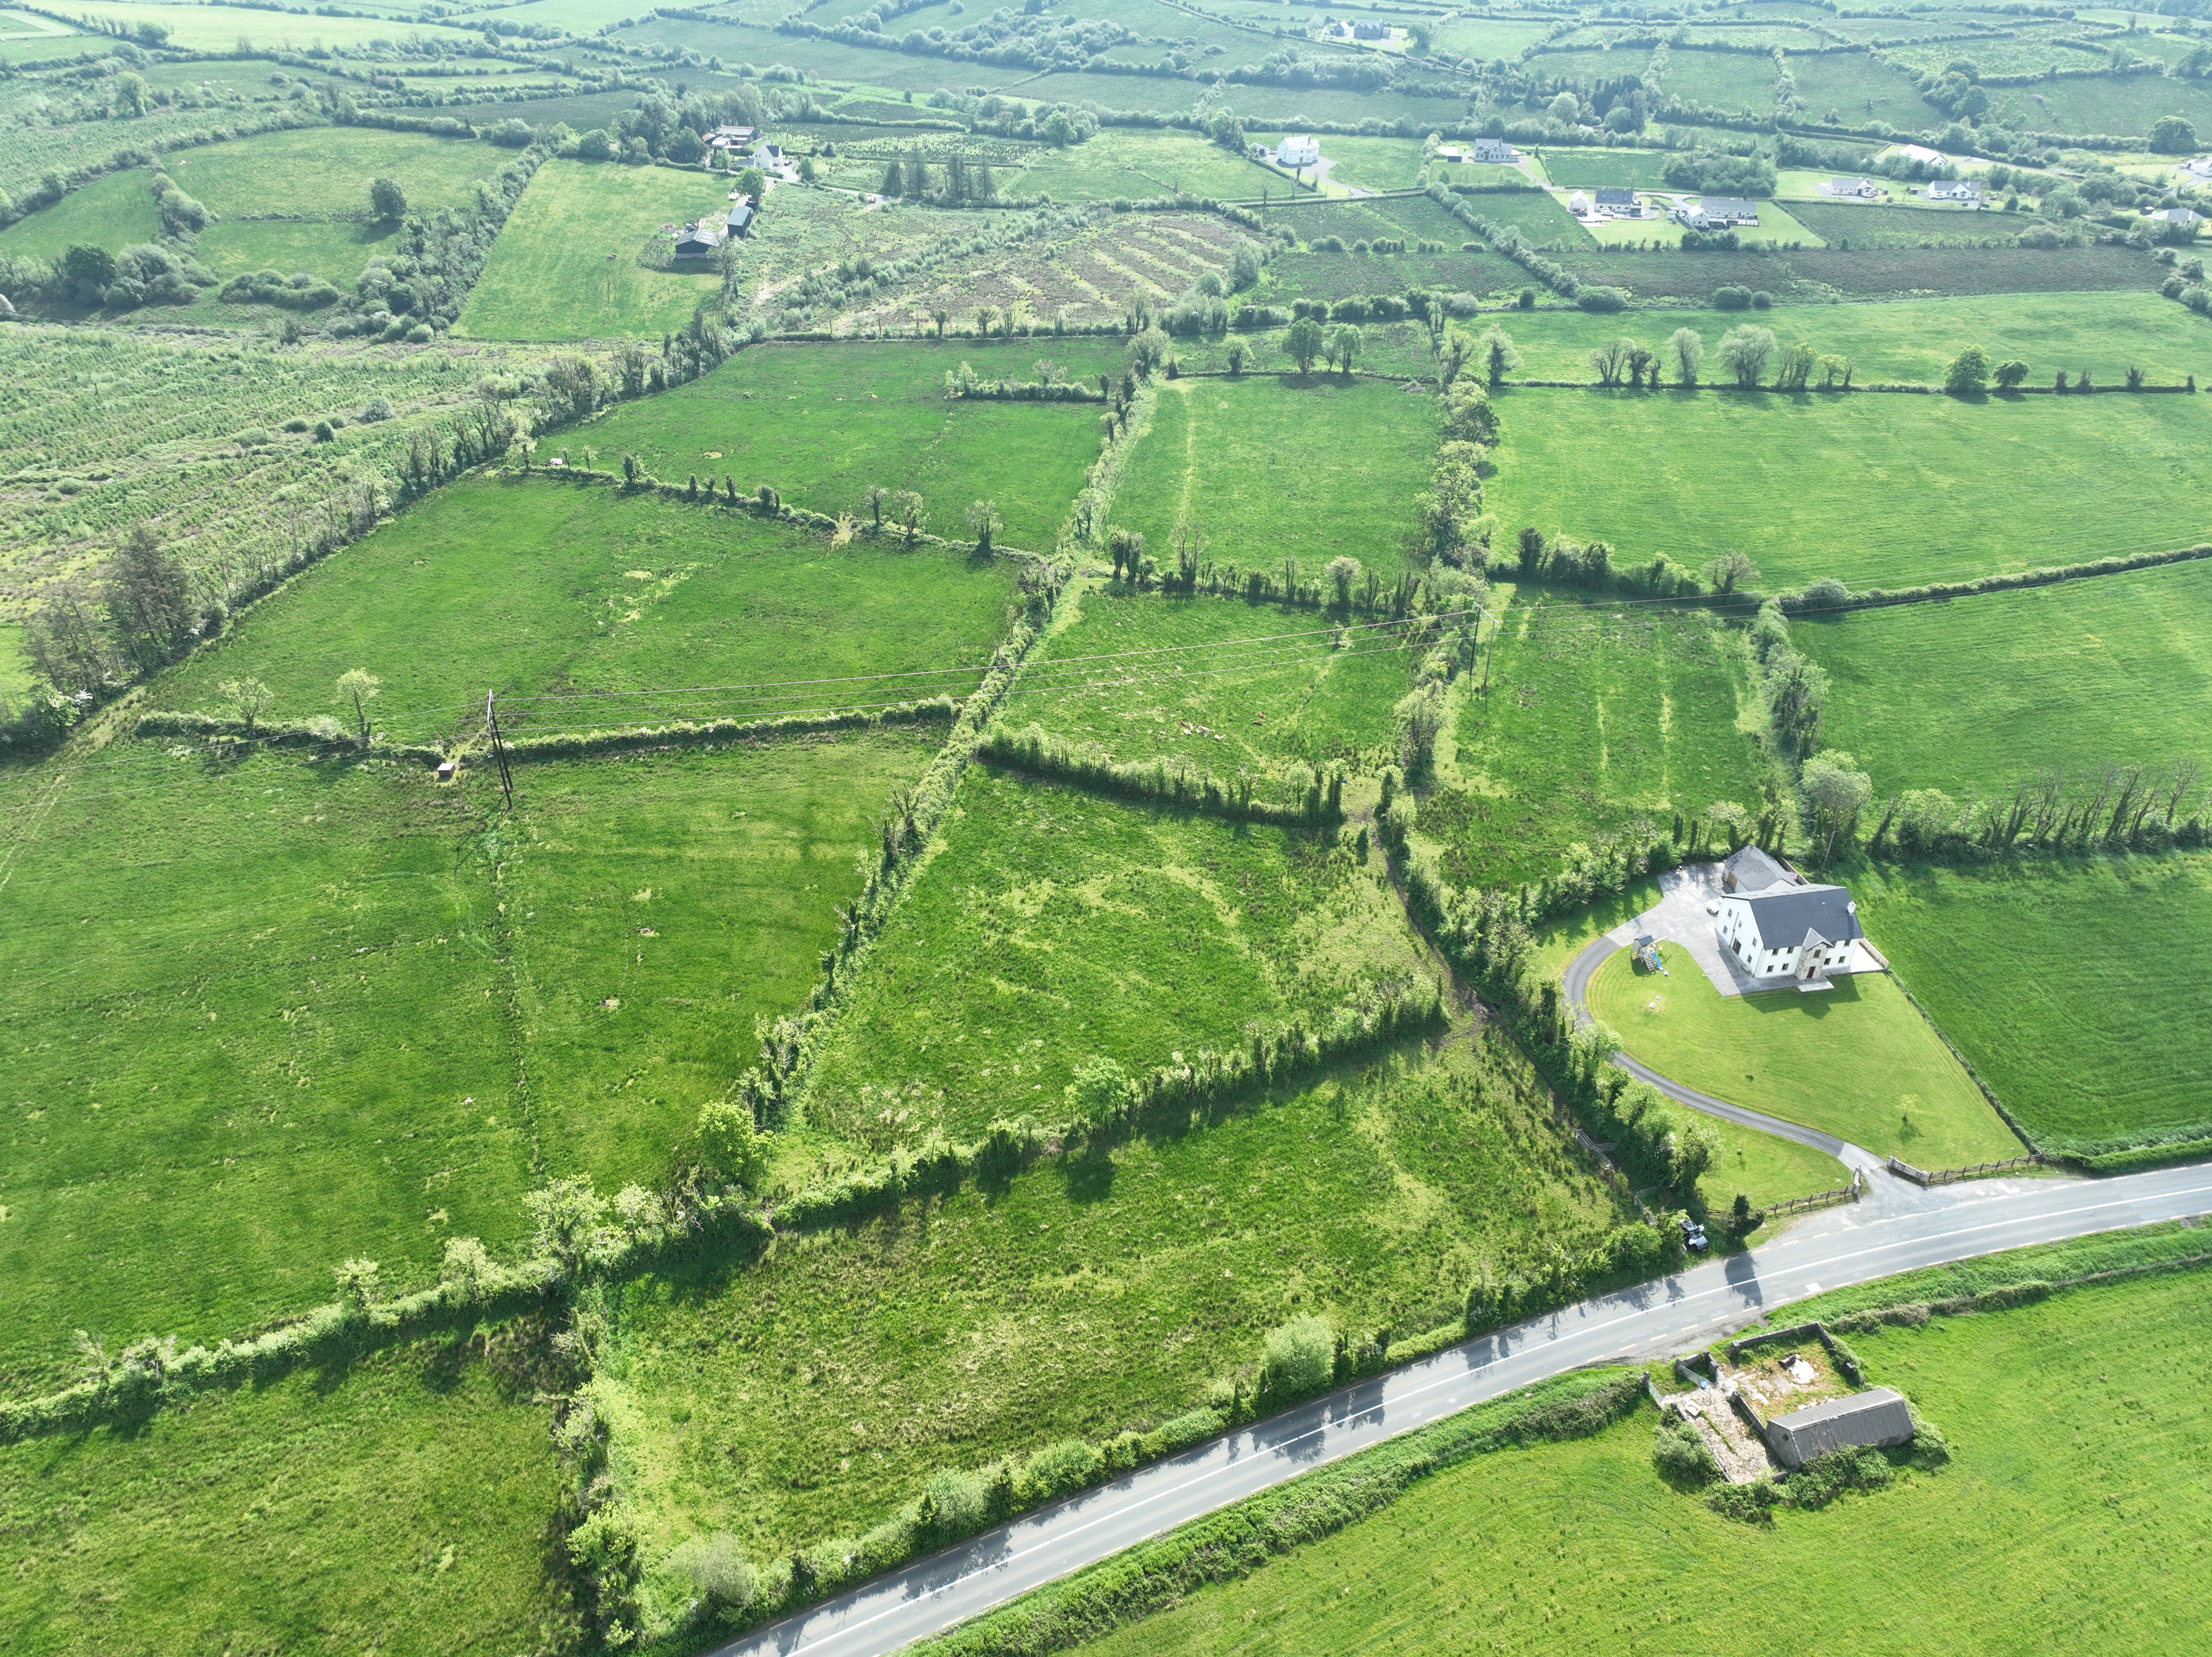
[1721,844,1795,895]
[1766,1386,1914,1469]
[1594,187,1635,204]
[1699,197,1760,218]
[1743,883,1864,945]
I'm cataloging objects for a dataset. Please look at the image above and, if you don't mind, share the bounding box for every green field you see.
[0,168,158,261]
[801,763,1435,1146]
[43,0,491,50]
[1114,376,1436,582]
[153,477,1019,741]
[491,734,942,1192]
[1063,1260,2212,1654]
[1585,947,2018,1165]
[169,126,505,220]
[1002,127,1272,201]
[1789,201,2026,249]
[575,340,1115,552]
[1855,853,2212,1154]
[196,216,405,285]
[603,1035,1631,1564]
[0,1334,568,1656]
[1485,389,2212,591]
[1530,147,1682,189]
[1419,596,1767,891]
[1015,587,1417,772]
[1312,136,1428,193]
[1484,292,2212,389]
[455,157,733,340]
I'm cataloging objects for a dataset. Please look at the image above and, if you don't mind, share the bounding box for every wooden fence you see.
[1887,1153,2044,1187]
[1762,1167,1864,1217]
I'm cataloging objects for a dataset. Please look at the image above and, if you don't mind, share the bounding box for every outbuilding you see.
[1765,1386,1915,1470]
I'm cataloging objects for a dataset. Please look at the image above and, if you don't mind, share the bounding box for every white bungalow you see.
[1712,845,1864,987]
[1278,134,1320,168]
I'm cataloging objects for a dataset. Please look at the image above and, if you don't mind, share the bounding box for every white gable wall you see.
[1715,897,1853,979]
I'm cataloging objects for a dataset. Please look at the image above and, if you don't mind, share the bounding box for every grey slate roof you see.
[1744,883,1864,946]
[1721,844,1795,895]
[1594,187,1635,206]
[1766,1386,1914,1469]
[1698,196,1760,221]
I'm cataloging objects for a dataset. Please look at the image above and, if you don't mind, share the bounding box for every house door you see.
[1801,955,1819,981]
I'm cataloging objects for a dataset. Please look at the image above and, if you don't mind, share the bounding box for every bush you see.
[1712,284,1752,310]
[1016,1438,1103,1505]
[359,396,394,422]
[1575,286,1627,313]
[666,1532,759,1609]
[1651,1414,1719,1484]
[280,416,310,433]
[1261,1314,1336,1399]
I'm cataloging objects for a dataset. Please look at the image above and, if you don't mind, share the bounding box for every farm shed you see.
[673,220,726,258]
[1766,1386,1914,1470]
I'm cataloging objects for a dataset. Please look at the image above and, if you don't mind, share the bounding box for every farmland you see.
[1418,596,1768,892]
[1483,388,2212,591]
[1799,555,2212,798]
[1053,1258,2212,1654]
[1854,853,2212,1155]
[800,763,1435,1145]
[603,1033,1631,1564]
[153,476,1023,735]
[571,340,1115,550]
[168,126,506,219]
[37,0,494,51]
[0,168,158,259]
[1550,240,2165,302]
[1112,375,1436,583]
[1584,946,2019,1165]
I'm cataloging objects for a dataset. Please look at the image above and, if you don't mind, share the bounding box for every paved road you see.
[709,1160,2212,1657]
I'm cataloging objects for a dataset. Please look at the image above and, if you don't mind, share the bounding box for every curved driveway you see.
[708,1161,2212,1657]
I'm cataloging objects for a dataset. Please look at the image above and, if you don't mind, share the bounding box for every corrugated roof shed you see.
[1766,1386,1914,1469]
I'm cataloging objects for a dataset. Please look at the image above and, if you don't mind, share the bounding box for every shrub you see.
[1652,1415,1719,1484]
[360,396,394,422]
[1712,284,1752,310]
[666,1532,760,1610]
[1575,285,1626,313]
[1796,576,1849,612]
[919,1467,988,1541]
[280,416,310,433]
[1016,1438,1103,1505]
[312,419,335,442]
[1261,1314,1336,1400]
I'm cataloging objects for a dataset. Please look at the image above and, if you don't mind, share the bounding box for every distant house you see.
[748,141,786,167]
[1569,189,1592,215]
[1278,134,1320,168]
[1351,19,1390,39]
[672,219,727,258]
[1694,196,1760,226]
[1894,142,1946,168]
[1765,1387,1915,1470]
[1822,176,1882,199]
[1594,186,1640,216]
[704,124,757,150]
[2151,204,2203,227]
[1468,137,1514,163]
[1713,845,1865,986]
[1923,178,1983,203]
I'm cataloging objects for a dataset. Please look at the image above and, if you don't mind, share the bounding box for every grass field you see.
[1655,46,1788,112]
[1855,853,2212,1154]
[154,476,1021,742]
[1418,596,1767,891]
[799,762,1435,1146]
[1553,240,2170,303]
[1527,148,1680,189]
[603,1033,1631,1563]
[0,1333,569,1655]
[1312,136,1428,193]
[1013,588,1417,772]
[1486,291,2212,400]
[168,126,504,220]
[1788,201,2026,249]
[1064,1260,2212,1654]
[571,340,1115,551]
[1799,556,2212,798]
[498,734,942,1191]
[1001,128,1272,201]
[196,216,406,284]
[455,157,732,340]
[1113,376,1435,583]
[1585,947,2018,1165]
[2009,68,2212,139]
[43,0,491,50]
[0,168,158,260]
[0,745,533,1385]
[1484,388,2212,591]
[1458,185,1585,245]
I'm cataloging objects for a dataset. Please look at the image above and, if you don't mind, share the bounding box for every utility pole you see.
[485,689,515,811]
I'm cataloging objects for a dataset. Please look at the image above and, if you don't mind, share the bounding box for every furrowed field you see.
[1058,1259,2212,1655]
[0,1334,571,1656]
[1113,375,1435,581]
[568,341,1116,552]
[1855,853,2212,1155]
[1797,556,2212,798]
[601,1035,1631,1566]
[153,478,1020,739]
[1585,948,2019,1165]
[1485,389,2212,591]
[1418,596,1767,892]
[799,764,1434,1147]
[1012,588,1416,772]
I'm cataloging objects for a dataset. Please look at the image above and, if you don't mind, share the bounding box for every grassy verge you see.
[1853,853,2212,1155]
[798,763,1435,1148]
[1584,947,2018,1165]
[1048,1250,2212,1654]
[0,1327,572,1656]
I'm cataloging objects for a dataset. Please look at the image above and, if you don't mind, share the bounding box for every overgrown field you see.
[168,125,506,219]
[1013,588,1416,773]
[602,1035,1631,1563]
[1855,853,2212,1155]
[1584,947,2019,1166]
[1060,1258,2212,1654]
[800,764,1434,1148]
[1485,388,2212,591]
[572,340,1112,551]
[0,1332,571,1656]
[1418,596,1767,892]
[1551,240,2165,302]
[455,157,734,341]
[153,475,1020,743]
[1114,376,1435,582]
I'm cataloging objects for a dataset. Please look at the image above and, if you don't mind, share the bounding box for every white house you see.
[1594,186,1640,216]
[1468,137,1514,163]
[1923,178,1983,203]
[1569,189,1592,215]
[1278,134,1320,168]
[1712,845,1865,986]
[1894,143,1946,168]
[1822,176,1882,199]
